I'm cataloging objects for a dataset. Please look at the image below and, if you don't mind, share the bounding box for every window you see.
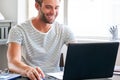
[68,0,120,38]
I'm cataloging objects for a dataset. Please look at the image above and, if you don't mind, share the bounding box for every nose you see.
[50,9,56,15]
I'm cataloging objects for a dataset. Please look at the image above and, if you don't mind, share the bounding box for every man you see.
[7,0,75,80]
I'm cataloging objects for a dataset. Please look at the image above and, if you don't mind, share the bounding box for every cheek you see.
[44,9,59,16]
[44,10,51,15]
[54,10,58,15]
[40,8,48,14]
[56,11,59,16]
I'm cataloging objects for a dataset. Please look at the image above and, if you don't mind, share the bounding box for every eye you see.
[45,5,52,9]
[55,6,59,10]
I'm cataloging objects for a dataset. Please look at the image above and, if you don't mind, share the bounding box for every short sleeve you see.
[63,25,75,44]
[7,25,23,45]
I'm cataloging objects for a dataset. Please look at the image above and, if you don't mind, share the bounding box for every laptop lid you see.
[63,42,119,80]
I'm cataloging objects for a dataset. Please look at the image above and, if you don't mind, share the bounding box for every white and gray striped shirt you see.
[7,19,75,73]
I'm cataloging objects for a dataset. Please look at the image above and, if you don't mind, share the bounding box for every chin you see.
[47,20,55,24]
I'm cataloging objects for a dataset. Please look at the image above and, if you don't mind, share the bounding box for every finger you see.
[36,67,45,78]
[28,71,37,80]
[113,26,115,29]
[115,25,117,29]
[32,69,41,80]
[110,27,113,31]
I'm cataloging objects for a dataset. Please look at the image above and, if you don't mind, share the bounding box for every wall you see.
[18,0,28,24]
[0,0,18,23]
[0,0,28,70]
[0,0,17,70]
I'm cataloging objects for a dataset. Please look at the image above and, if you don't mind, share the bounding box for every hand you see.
[109,25,118,40]
[24,66,45,80]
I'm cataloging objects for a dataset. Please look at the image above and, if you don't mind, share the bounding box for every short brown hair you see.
[35,0,61,6]
[35,0,43,6]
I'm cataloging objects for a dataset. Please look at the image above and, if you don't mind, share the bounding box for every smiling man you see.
[7,0,75,80]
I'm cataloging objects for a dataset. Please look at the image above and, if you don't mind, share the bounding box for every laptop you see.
[63,42,119,80]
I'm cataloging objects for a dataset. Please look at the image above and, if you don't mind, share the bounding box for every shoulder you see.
[54,22,72,32]
[20,20,31,27]
[11,20,31,31]
[18,20,31,29]
[53,21,69,30]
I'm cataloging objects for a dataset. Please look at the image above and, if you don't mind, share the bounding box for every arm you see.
[7,42,45,80]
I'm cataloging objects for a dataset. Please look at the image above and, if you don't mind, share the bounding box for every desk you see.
[9,75,120,80]
[111,75,120,80]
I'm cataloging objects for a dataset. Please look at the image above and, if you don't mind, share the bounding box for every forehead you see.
[42,0,60,6]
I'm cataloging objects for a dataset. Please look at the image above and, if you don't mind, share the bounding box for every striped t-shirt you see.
[7,19,75,73]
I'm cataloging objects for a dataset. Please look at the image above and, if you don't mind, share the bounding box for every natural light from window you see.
[28,0,120,39]
[68,0,120,38]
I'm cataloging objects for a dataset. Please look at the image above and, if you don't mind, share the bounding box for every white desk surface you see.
[0,73,119,80]
[44,75,120,80]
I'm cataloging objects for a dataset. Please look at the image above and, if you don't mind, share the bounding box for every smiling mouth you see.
[48,15,54,20]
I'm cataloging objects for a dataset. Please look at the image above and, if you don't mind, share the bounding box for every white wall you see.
[0,0,18,23]
[18,0,28,24]
[0,0,28,24]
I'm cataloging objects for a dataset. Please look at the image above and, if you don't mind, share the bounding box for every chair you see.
[59,53,64,71]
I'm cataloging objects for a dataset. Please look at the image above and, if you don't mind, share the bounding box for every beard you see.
[40,11,57,24]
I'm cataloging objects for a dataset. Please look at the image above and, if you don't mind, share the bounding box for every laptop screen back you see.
[63,42,119,80]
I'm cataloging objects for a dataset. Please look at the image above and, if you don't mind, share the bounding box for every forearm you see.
[8,60,31,76]
[7,43,45,80]
[8,60,45,80]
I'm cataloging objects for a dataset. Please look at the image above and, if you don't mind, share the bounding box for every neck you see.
[32,17,51,33]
